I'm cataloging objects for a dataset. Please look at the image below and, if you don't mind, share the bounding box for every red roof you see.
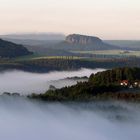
[120,80,129,83]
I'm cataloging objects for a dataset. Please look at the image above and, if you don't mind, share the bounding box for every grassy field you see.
[13,54,87,61]
[31,56,85,60]
[11,49,140,62]
[72,50,140,57]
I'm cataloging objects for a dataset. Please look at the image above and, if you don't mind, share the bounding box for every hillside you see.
[29,67,140,101]
[89,67,140,85]
[0,39,32,58]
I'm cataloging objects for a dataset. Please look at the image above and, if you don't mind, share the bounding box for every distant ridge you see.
[0,33,65,40]
[0,33,120,51]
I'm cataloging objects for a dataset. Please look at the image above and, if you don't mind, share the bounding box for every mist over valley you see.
[0,0,140,139]
[0,96,140,140]
[0,68,105,95]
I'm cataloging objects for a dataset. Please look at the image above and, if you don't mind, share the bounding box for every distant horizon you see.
[1,32,140,41]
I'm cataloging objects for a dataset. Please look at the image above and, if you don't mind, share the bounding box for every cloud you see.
[0,68,105,95]
[0,96,140,140]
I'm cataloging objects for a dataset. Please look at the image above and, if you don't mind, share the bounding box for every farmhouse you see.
[120,80,140,88]
[120,80,129,86]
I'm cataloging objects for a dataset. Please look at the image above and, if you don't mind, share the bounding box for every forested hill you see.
[0,39,32,58]
[89,67,140,85]
[29,67,140,101]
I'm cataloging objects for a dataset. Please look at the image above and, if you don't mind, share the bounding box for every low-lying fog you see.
[0,68,140,140]
[0,96,140,140]
[0,68,105,95]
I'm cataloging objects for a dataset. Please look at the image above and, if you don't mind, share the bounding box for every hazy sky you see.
[0,0,140,39]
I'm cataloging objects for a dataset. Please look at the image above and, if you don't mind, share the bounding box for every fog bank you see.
[0,68,105,95]
[0,96,140,140]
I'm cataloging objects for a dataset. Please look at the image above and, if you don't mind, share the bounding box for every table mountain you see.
[58,34,119,51]
[66,34,102,45]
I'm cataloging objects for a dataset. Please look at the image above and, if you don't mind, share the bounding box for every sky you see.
[0,0,140,39]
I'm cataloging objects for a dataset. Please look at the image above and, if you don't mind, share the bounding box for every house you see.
[134,82,138,86]
[120,80,129,86]
[120,80,140,89]
[133,81,140,88]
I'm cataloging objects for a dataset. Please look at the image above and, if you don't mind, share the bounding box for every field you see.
[13,54,86,62]
[13,49,140,63]
[72,50,140,57]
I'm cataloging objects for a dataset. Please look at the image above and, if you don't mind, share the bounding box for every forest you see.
[0,57,140,73]
[29,67,140,102]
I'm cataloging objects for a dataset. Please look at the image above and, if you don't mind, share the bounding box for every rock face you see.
[65,34,102,45]
[63,34,119,50]
[0,39,32,58]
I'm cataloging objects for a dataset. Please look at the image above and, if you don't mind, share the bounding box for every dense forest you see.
[0,57,140,73]
[89,67,140,85]
[29,67,140,101]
